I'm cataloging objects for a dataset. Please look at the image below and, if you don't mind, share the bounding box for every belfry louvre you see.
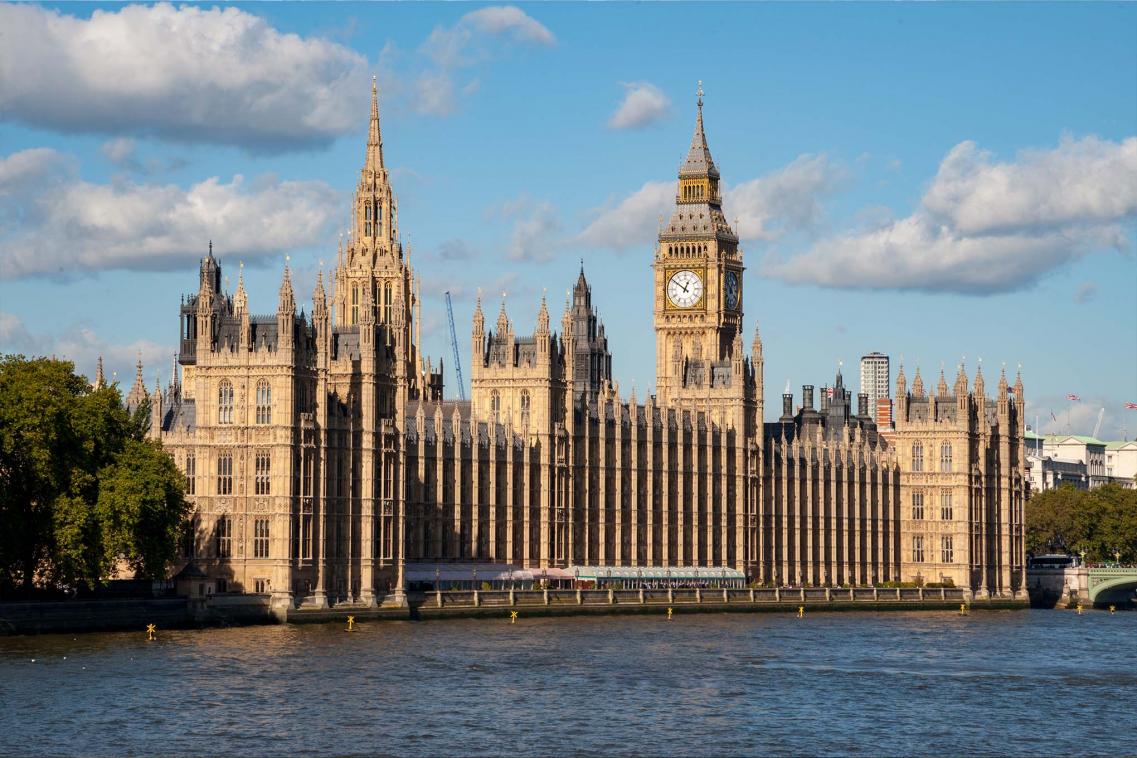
[139,81,1027,610]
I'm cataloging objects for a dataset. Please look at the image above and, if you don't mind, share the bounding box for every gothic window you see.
[911,490,924,520]
[218,381,234,425]
[941,535,954,563]
[255,380,272,425]
[255,450,271,495]
[184,451,196,495]
[940,490,953,521]
[383,282,392,324]
[520,390,531,426]
[301,514,312,560]
[254,518,270,558]
[912,442,924,472]
[490,390,500,418]
[351,286,359,325]
[216,515,232,558]
[217,452,233,495]
[940,442,953,472]
[181,515,197,558]
[912,535,925,563]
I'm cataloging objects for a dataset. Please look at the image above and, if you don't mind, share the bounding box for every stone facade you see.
[147,82,1027,609]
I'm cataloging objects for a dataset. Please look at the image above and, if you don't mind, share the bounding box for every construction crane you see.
[444,291,465,400]
[1092,407,1105,440]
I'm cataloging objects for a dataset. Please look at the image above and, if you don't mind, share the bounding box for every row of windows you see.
[912,535,954,563]
[488,390,531,424]
[199,516,270,559]
[911,442,954,473]
[218,380,272,426]
[350,282,396,326]
[911,490,953,521]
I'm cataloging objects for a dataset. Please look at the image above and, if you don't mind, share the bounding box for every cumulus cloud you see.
[608,82,671,130]
[0,311,170,391]
[0,3,371,151]
[576,154,845,251]
[414,6,555,116]
[0,148,340,279]
[1028,397,1127,441]
[767,136,1137,294]
[498,197,561,262]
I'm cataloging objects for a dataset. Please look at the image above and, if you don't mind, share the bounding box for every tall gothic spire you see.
[365,75,384,172]
[94,356,105,390]
[680,80,719,179]
[278,259,295,313]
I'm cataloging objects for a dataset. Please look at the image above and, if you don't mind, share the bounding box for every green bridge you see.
[1087,567,1137,605]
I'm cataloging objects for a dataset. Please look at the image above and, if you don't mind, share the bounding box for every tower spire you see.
[365,74,384,172]
[681,79,718,180]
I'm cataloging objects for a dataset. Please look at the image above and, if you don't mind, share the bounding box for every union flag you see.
[1125,402,1137,410]
[1066,393,1080,401]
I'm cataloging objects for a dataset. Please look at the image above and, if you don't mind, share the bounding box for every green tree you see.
[97,438,189,579]
[0,354,190,596]
[1026,484,1137,563]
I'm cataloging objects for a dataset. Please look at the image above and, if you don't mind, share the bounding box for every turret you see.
[895,362,908,423]
[955,361,969,410]
[149,373,163,439]
[235,262,249,350]
[277,261,295,349]
[911,367,925,399]
[472,295,485,361]
[936,367,949,398]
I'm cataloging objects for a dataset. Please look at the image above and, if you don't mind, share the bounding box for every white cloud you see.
[767,136,1137,294]
[727,154,847,240]
[414,6,554,116]
[1028,397,1129,442]
[924,136,1137,236]
[501,198,561,263]
[0,3,369,150]
[577,181,673,250]
[765,214,1124,294]
[608,82,671,130]
[0,311,169,391]
[0,148,340,279]
[576,154,844,251]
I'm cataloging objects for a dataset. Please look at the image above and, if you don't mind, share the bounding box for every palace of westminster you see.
[123,81,1028,609]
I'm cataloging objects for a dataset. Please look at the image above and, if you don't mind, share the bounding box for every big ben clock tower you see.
[653,83,745,408]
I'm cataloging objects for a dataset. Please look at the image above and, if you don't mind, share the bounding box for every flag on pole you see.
[1125,402,1137,410]
[1066,393,1080,401]
[826,387,834,400]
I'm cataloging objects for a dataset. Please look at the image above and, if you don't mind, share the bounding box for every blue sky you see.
[1,2,1135,437]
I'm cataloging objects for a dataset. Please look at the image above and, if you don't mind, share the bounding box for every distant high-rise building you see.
[861,352,890,409]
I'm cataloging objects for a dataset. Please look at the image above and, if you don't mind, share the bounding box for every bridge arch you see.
[1088,571,1137,605]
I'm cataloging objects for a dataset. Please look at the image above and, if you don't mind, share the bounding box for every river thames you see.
[1,609,1134,756]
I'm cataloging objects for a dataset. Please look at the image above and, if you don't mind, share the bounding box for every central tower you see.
[653,84,744,408]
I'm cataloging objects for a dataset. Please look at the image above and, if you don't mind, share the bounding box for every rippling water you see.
[1,609,1134,756]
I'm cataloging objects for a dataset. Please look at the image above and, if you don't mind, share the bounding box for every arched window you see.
[255,380,272,425]
[912,442,924,472]
[218,381,234,425]
[940,442,953,472]
[351,286,359,325]
[490,390,500,418]
[520,390,531,426]
[383,282,392,324]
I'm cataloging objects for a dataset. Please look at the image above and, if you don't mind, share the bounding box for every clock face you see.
[725,271,740,310]
[667,269,703,308]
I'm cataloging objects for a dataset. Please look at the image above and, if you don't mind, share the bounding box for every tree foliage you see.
[0,355,189,596]
[1026,484,1137,563]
